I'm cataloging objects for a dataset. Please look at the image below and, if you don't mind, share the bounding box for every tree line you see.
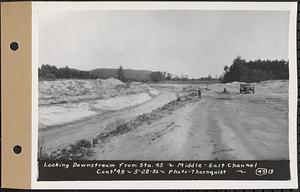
[117,67,171,82]
[147,70,218,82]
[40,59,287,84]
[39,64,219,83]
[222,56,289,83]
[39,64,96,80]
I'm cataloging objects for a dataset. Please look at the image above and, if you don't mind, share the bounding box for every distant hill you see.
[89,68,152,82]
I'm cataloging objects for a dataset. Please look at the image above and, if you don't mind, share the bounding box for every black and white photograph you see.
[32,1,297,189]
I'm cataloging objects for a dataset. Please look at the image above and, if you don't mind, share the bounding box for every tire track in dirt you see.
[211,97,288,160]
[185,96,255,160]
[182,98,214,160]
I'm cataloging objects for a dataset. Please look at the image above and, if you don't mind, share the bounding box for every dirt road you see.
[92,93,288,160]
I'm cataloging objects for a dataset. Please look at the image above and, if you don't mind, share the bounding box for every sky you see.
[38,10,289,78]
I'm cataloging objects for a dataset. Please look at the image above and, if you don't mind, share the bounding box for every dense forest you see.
[222,56,289,83]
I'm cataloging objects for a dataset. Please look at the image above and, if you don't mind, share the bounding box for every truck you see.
[240,83,255,94]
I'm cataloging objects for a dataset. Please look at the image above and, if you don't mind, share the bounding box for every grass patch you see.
[39,139,94,160]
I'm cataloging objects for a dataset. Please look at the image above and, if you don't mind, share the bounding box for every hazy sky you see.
[38,10,289,78]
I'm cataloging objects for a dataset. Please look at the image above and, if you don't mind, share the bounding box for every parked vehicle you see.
[240,83,255,94]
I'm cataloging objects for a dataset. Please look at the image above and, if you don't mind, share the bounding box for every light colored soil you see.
[91,81,289,160]
[39,80,289,160]
[92,94,288,160]
[39,79,160,128]
[39,90,176,153]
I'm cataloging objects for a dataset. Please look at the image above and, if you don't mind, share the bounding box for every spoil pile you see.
[39,78,158,105]
[39,78,160,128]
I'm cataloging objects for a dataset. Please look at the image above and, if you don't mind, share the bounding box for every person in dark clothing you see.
[198,88,201,98]
[176,92,180,101]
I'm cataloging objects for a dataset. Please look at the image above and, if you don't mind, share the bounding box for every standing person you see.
[176,92,180,101]
[198,87,201,98]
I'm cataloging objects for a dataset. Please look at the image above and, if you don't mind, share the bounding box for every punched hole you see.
[13,145,22,154]
[10,42,19,51]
